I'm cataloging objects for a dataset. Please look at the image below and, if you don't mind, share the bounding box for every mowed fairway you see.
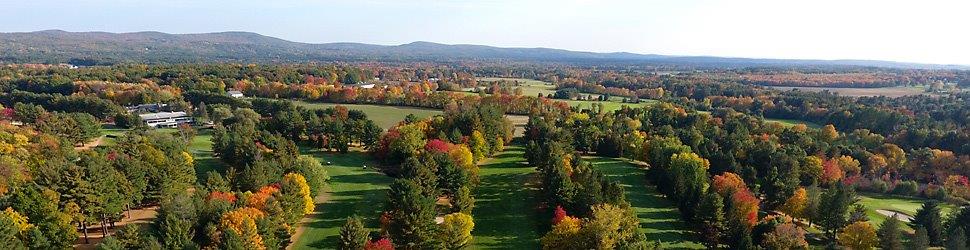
[858,193,957,232]
[292,148,393,249]
[585,156,704,249]
[294,101,442,129]
[473,145,542,249]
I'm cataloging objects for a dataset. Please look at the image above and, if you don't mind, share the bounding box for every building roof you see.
[227,90,244,95]
[139,111,189,120]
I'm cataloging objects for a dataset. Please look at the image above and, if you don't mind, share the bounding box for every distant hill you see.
[0,30,965,69]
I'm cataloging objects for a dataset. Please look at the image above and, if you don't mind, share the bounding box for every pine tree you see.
[451,186,474,214]
[695,191,725,248]
[385,179,438,249]
[910,201,944,246]
[910,226,930,250]
[878,215,903,250]
[948,227,968,250]
[338,217,369,250]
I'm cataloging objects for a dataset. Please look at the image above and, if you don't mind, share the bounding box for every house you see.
[139,112,193,128]
[227,90,245,98]
[349,83,376,89]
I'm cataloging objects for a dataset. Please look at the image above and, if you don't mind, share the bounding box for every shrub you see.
[892,181,918,196]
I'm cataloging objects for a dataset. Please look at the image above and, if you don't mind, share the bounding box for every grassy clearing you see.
[764,118,822,129]
[584,156,704,249]
[291,148,392,249]
[293,101,441,129]
[858,193,958,232]
[473,145,542,249]
[478,77,558,97]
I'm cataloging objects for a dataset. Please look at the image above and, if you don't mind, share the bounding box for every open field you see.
[473,145,542,249]
[764,118,822,128]
[478,77,559,97]
[585,156,704,249]
[767,85,928,97]
[858,193,958,232]
[293,101,442,129]
[291,148,392,249]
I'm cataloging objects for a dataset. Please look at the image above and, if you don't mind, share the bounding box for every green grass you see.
[478,77,557,97]
[858,193,958,232]
[473,145,542,249]
[476,77,650,112]
[564,99,656,113]
[585,156,704,249]
[763,118,822,129]
[101,127,224,182]
[291,148,392,249]
[293,101,442,129]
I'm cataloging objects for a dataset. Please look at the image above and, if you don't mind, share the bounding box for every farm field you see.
[767,85,928,97]
[858,193,958,232]
[585,156,704,249]
[293,101,442,129]
[472,145,542,249]
[291,148,392,249]
[764,118,822,128]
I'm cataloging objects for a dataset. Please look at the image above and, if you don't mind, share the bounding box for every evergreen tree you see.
[910,201,944,246]
[338,217,369,250]
[948,227,968,250]
[815,183,854,239]
[910,226,930,250]
[878,215,903,250]
[385,179,438,249]
[400,156,437,198]
[451,186,475,214]
[695,191,725,248]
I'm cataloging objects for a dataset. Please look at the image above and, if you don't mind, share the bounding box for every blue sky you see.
[2,0,968,65]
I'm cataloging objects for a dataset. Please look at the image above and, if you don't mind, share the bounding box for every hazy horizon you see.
[2,0,968,65]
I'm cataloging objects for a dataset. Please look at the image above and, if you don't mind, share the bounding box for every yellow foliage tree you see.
[283,173,315,215]
[837,221,877,250]
[821,124,839,141]
[837,155,861,176]
[220,207,266,234]
[779,188,808,219]
[439,213,475,249]
[540,216,582,250]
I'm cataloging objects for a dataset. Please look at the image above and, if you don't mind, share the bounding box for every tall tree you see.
[695,191,725,248]
[878,215,903,250]
[338,217,369,250]
[910,201,944,246]
[384,179,437,249]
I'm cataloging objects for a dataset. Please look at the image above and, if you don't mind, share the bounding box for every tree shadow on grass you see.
[305,189,389,249]
[472,146,541,249]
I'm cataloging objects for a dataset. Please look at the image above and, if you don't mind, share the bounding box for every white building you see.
[227,90,245,98]
[349,83,376,89]
[139,112,193,128]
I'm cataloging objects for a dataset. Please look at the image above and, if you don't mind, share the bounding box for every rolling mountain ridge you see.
[0,30,964,69]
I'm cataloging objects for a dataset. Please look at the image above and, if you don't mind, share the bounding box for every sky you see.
[1,0,968,65]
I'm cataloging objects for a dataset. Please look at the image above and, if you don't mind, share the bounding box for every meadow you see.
[585,156,704,249]
[293,101,442,129]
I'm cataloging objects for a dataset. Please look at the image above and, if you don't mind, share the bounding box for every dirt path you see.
[73,206,159,249]
[74,136,105,150]
[286,192,332,250]
[876,209,914,222]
